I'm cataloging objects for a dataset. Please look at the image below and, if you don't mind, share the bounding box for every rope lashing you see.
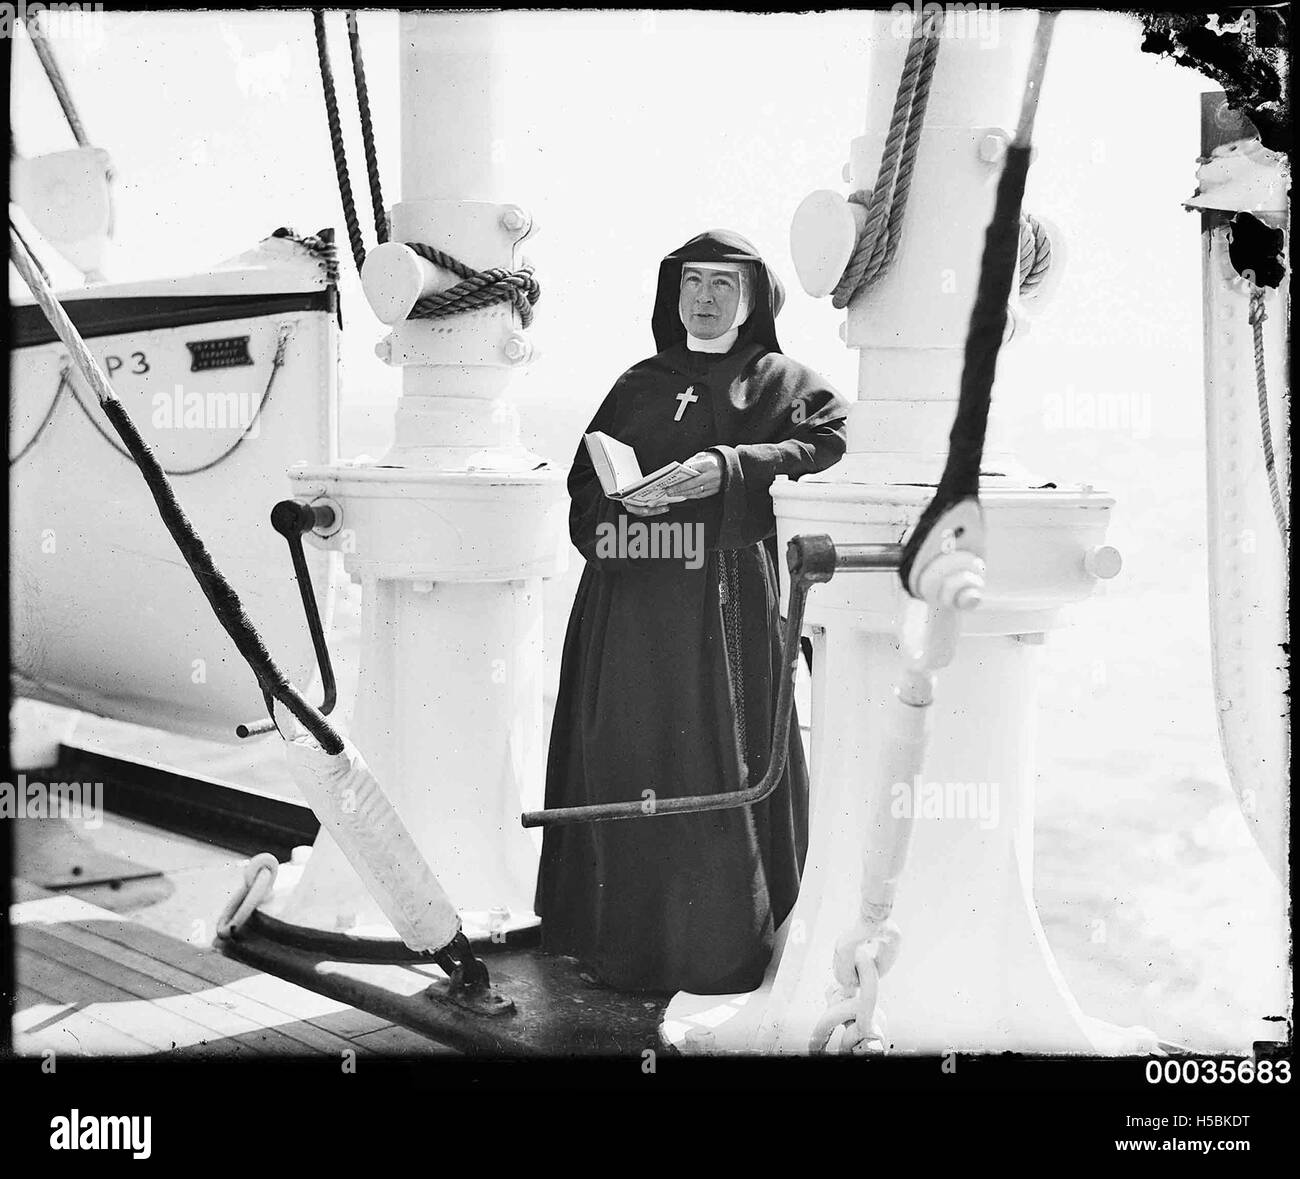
[1248,288,1288,542]
[312,10,541,327]
[9,227,345,756]
[831,12,1054,309]
[405,242,541,329]
[832,11,942,309]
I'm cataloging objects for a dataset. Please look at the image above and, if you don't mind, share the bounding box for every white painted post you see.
[268,12,568,941]
[663,10,1147,1054]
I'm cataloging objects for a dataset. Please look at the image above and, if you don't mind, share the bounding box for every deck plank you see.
[20,923,325,1058]
[32,918,366,1057]
[16,943,253,1058]
[14,892,394,1041]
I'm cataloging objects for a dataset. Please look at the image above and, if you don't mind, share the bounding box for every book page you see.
[584,431,645,493]
[618,463,698,506]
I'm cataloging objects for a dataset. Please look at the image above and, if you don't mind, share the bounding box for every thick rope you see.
[1248,289,1288,541]
[313,12,541,329]
[22,14,89,148]
[63,323,295,476]
[9,228,344,755]
[313,9,368,275]
[9,216,51,286]
[832,11,941,308]
[346,11,389,246]
[898,12,1057,594]
[833,14,1054,309]
[1018,212,1052,294]
[405,242,541,328]
[874,27,942,278]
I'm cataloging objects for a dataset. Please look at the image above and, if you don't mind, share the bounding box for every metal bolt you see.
[500,205,529,233]
[503,333,532,363]
[953,584,982,610]
[978,133,1008,163]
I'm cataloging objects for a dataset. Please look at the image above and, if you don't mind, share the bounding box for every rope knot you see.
[405,242,542,329]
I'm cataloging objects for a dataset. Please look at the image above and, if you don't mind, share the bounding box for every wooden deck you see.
[11,873,454,1058]
[12,882,454,1057]
[11,798,673,1058]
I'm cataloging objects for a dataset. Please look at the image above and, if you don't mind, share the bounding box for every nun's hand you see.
[658,451,724,503]
[623,499,670,517]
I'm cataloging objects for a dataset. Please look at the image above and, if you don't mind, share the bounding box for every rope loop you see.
[405,242,541,328]
[313,12,541,329]
[833,12,1057,310]
[832,9,943,308]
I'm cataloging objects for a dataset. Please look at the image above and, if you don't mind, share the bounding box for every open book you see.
[583,431,699,507]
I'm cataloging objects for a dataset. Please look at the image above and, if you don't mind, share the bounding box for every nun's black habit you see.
[535,230,850,994]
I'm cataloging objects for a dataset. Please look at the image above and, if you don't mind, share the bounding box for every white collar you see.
[686,327,739,353]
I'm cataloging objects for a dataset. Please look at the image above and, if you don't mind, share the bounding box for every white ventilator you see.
[268,702,461,950]
[11,147,115,283]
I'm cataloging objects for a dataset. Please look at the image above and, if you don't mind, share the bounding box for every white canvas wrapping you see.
[278,721,461,952]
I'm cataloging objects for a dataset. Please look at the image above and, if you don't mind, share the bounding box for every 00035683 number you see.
[1145,1059,1291,1084]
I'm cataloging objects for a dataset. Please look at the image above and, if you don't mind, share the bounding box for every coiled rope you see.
[833,12,1053,308]
[833,10,942,309]
[1248,288,1288,542]
[313,10,540,327]
[406,242,542,328]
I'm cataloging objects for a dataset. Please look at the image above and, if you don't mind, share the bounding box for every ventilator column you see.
[268,11,568,940]
[665,9,1144,1053]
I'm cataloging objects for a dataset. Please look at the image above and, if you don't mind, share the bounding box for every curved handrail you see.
[521,537,902,828]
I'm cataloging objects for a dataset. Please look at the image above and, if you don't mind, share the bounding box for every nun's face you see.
[679,266,743,339]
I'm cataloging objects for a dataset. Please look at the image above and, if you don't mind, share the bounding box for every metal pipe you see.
[520,534,901,828]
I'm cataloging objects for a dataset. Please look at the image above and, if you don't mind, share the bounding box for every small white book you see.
[583,431,698,507]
